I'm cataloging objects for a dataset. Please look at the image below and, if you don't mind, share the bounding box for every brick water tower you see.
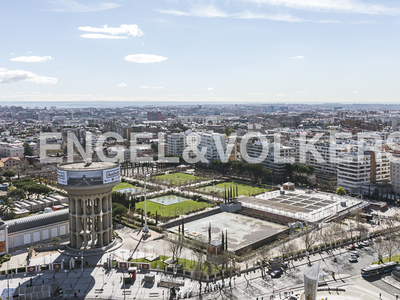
[57,161,120,250]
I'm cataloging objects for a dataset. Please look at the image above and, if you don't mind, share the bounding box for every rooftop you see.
[58,161,118,172]
[5,209,68,233]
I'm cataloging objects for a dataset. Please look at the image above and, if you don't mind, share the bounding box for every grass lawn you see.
[196,182,268,196]
[371,254,400,265]
[154,173,206,186]
[112,182,134,191]
[135,198,212,217]
[130,255,217,273]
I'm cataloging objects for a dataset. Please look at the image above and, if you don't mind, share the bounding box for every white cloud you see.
[248,93,268,96]
[157,9,190,16]
[79,24,144,39]
[352,91,358,93]
[80,34,128,39]
[140,86,163,89]
[159,5,307,22]
[0,68,57,84]
[125,54,167,64]
[292,55,305,59]
[10,53,14,56]
[10,56,53,63]
[48,0,120,12]
[207,87,213,91]
[316,19,341,23]
[241,0,400,16]
[276,94,286,96]
[235,11,307,22]
[117,83,127,87]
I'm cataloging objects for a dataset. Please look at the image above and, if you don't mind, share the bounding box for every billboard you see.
[103,167,120,184]
[57,166,120,186]
[57,170,67,185]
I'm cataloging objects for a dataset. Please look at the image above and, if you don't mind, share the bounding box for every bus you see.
[361,261,397,277]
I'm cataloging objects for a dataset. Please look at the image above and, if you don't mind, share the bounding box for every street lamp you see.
[143,172,149,235]
[121,251,126,300]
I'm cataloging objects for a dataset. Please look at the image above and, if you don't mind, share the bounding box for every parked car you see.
[350,251,359,257]
[361,241,370,247]
[270,270,282,278]
[355,243,363,249]
[349,255,358,263]
[348,245,356,250]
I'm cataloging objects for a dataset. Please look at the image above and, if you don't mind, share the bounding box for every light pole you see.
[81,252,83,271]
[143,172,149,234]
[121,250,126,300]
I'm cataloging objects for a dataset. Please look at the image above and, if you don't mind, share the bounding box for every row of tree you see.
[209,160,273,183]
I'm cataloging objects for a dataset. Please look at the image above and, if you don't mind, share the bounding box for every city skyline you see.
[1,0,400,105]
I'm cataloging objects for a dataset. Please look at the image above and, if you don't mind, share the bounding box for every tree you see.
[336,187,347,195]
[371,239,385,264]
[7,188,25,200]
[383,237,400,262]
[167,234,184,263]
[23,142,33,156]
[277,234,289,262]
[0,197,16,217]
[300,229,318,252]
[112,203,128,216]
[224,126,234,136]
[2,171,16,181]
[258,246,271,277]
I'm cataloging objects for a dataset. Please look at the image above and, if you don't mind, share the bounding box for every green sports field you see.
[196,182,268,196]
[154,172,206,186]
[135,196,212,217]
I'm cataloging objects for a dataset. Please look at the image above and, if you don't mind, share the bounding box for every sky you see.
[1,0,400,107]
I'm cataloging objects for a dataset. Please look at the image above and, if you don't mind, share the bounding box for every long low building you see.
[4,209,69,252]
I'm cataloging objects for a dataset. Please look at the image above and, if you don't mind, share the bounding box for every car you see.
[349,255,358,263]
[270,270,282,278]
[350,251,359,257]
[355,243,363,249]
[361,241,370,247]
[348,245,356,250]
[268,257,282,264]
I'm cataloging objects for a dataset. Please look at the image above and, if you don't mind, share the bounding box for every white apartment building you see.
[391,158,400,195]
[337,151,371,193]
[0,142,24,159]
[167,133,186,157]
[246,139,295,179]
[198,131,228,162]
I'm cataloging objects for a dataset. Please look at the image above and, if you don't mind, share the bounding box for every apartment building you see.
[198,131,228,162]
[246,139,295,179]
[391,158,400,195]
[0,157,22,171]
[337,151,371,193]
[370,151,391,184]
[0,142,24,159]
[167,133,186,157]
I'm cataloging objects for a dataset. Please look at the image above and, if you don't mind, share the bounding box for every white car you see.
[349,255,358,263]
[350,251,359,257]
[361,241,370,247]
